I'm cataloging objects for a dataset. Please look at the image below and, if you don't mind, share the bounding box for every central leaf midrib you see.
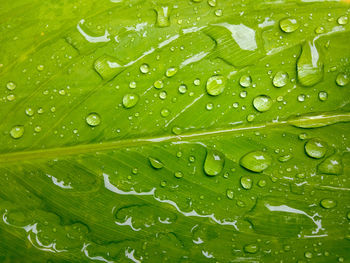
[1,111,349,164]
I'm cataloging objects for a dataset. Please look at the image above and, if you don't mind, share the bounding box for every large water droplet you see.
[204,149,225,176]
[320,199,337,209]
[240,176,252,190]
[206,75,226,96]
[297,41,324,87]
[239,75,252,88]
[273,71,289,88]
[155,6,170,27]
[317,154,343,175]
[10,125,24,139]
[123,93,139,108]
[336,73,349,87]
[253,95,272,112]
[304,138,327,159]
[149,157,164,169]
[279,18,299,33]
[86,113,101,127]
[240,151,272,173]
[243,244,258,254]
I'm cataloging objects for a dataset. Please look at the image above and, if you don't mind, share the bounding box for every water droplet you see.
[206,103,214,111]
[160,108,170,117]
[239,75,252,88]
[304,251,313,259]
[297,41,324,87]
[221,189,233,201]
[132,168,138,174]
[37,107,44,114]
[258,179,266,187]
[140,64,149,74]
[240,91,247,98]
[315,26,325,34]
[208,0,216,7]
[253,95,272,112]
[244,244,258,254]
[318,91,328,101]
[160,180,167,187]
[304,138,327,159]
[6,81,16,90]
[297,94,305,102]
[86,113,101,127]
[336,73,349,87]
[278,154,293,163]
[317,154,343,175]
[10,125,24,139]
[129,81,137,89]
[172,126,182,135]
[247,114,255,122]
[214,9,223,17]
[320,199,337,209]
[123,93,139,108]
[178,84,187,94]
[240,176,252,190]
[159,91,167,100]
[273,71,289,88]
[94,55,124,80]
[240,151,272,173]
[204,149,225,176]
[155,6,170,27]
[337,15,348,25]
[154,80,164,89]
[174,171,183,179]
[7,94,15,101]
[149,157,164,169]
[25,107,34,117]
[34,126,42,133]
[206,75,226,96]
[165,67,178,77]
[279,18,299,33]
[37,65,44,71]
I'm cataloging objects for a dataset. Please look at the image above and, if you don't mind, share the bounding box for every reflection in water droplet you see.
[123,94,139,108]
[154,80,164,89]
[204,149,225,176]
[206,75,226,96]
[149,157,164,169]
[253,95,272,112]
[165,67,178,77]
[305,138,327,159]
[336,73,349,87]
[240,151,272,173]
[240,176,252,190]
[273,71,289,88]
[244,244,258,254]
[10,125,24,139]
[6,81,16,90]
[239,75,252,88]
[320,199,337,209]
[279,18,299,33]
[86,113,101,127]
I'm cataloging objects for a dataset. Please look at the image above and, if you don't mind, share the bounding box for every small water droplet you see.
[174,171,183,179]
[37,65,44,71]
[305,138,327,159]
[86,112,101,127]
[206,75,226,96]
[226,189,234,199]
[315,26,325,34]
[34,126,42,133]
[6,94,15,101]
[206,103,214,111]
[6,81,16,90]
[247,114,255,122]
[239,75,252,88]
[25,107,34,117]
[159,91,167,100]
[204,149,225,176]
[279,18,299,33]
[160,180,167,187]
[240,91,247,98]
[129,81,137,89]
[240,176,252,190]
[318,91,328,101]
[172,126,182,135]
[10,125,24,139]
[123,93,139,108]
[240,151,272,173]
[244,244,258,254]
[139,63,149,74]
[320,199,337,209]
[253,95,272,112]
[258,179,266,187]
[149,157,164,169]
[165,67,178,77]
[214,9,223,17]
[160,108,170,117]
[337,15,348,25]
[273,71,289,88]
[178,84,187,94]
[194,78,201,86]
[154,80,164,89]
[297,94,305,102]
[304,251,313,259]
[336,73,349,86]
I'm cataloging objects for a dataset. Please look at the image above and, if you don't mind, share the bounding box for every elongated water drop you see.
[86,113,101,127]
[253,95,272,112]
[273,71,289,87]
[336,73,349,87]
[155,6,170,27]
[123,93,139,108]
[279,18,299,33]
[165,67,177,77]
[206,75,226,96]
[149,157,164,169]
[297,41,324,87]
[204,149,225,176]
[240,151,272,173]
[10,125,24,139]
[317,154,343,175]
[304,138,327,159]
[320,199,337,209]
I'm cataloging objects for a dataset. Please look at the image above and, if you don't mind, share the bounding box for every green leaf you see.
[0,0,350,262]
